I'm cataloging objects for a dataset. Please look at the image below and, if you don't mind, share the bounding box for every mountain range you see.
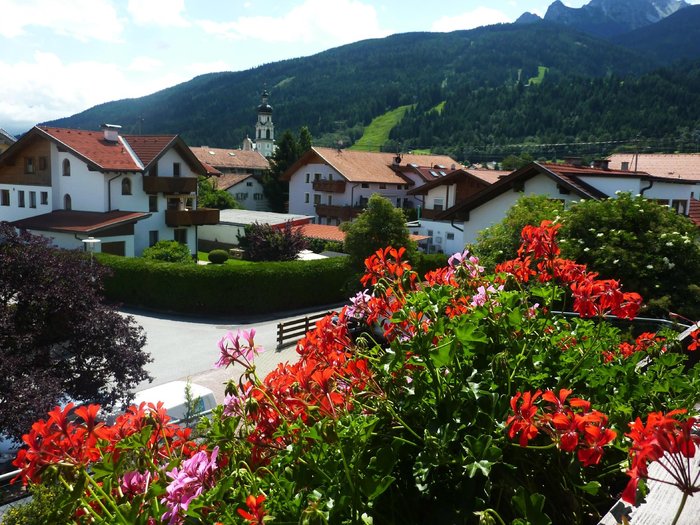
[45,0,700,162]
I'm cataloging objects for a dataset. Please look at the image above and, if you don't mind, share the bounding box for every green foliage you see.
[341,194,416,268]
[501,152,533,170]
[141,240,194,264]
[207,249,229,264]
[351,104,413,152]
[474,194,565,269]
[96,253,351,315]
[264,127,312,212]
[197,177,241,210]
[0,483,75,525]
[237,221,308,262]
[560,193,700,319]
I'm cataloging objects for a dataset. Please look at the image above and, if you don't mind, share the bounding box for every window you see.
[433,198,444,211]
[40,191,48,205]
[304,193,310,204]
[149,230,159,247]
[671,199,688,215]
[313,194,321,205]
[379,184,386,189]
[1,189,9,206]
[314,173,321,181]
[305,173,310,183]
[121,178,132,195]
[24,158,34,174]
[254,193,264,200]
[64,194,72,210]
[446,232,455,241]
[38,157,48,171]
[361,183,369,189]
[621,161,630,171]
[62,159,70,176]
[328,174,333,181]
[396,198,401,207]
[173,162,181,177]
[327,195,332,205]
[149,195,158,212]
[167,198,181,210]
[18,191,25,208]
[174,228,187,244]
[29,191,36,208]
[235,192,248,200]
[246,181,253,187]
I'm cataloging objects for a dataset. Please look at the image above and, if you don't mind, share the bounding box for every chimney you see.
[101,123,121,143]
[592,159,610,170]
[564,156,583,167]
[393,155,402,166]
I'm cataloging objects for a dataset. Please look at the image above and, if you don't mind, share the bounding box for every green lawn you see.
[528,65,549,85]
[197,251,254,266]
[351,104,413,152]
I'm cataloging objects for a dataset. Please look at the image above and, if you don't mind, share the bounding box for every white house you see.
[439,161,700,247]
[282,147,460,225]
[406,168,508,253]
[0,124,219,257]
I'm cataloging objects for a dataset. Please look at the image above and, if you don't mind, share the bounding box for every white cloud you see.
[128,56,163,72]
[0,52,192,132]
[196,0,389,45]
[0,0,124,42]
[431,7,511,32]
[127,0,189,27]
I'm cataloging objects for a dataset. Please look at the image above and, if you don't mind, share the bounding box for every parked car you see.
[131,381,217,424]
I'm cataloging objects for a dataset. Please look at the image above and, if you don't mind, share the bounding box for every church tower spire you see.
[255,88,275,158]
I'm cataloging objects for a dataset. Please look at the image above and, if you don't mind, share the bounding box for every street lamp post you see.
[82,236,101,263]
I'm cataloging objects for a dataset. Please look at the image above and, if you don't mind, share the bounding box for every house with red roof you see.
[281,147,461,225]
[0,124,218,256]
[190,146,271,211]
[438,160,700,248]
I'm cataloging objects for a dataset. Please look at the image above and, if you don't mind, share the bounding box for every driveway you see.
[122,304,343,404]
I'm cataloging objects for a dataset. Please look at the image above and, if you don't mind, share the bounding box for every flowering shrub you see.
[11,221,700,524]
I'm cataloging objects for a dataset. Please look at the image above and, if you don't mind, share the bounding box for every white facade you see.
[227,177,269,212]
[0,128,209,257]
[288,162,411,224]
[409,219,465,255]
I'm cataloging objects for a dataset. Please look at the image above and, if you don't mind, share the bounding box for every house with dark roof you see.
[405,167,508,253]
[0,124,218,256]
[438,161,700,247]
[281,147,461,225]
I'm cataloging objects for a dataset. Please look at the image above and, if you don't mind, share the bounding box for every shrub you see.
[237,221,308,261]
[18,223,700,525]
[207,249,229,264]
[142,240,193,264]
[97,254,351,315]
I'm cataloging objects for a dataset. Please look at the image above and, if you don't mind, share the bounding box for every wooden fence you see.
[276,311,333,349]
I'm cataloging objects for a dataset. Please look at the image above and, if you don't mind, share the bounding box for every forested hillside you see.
[45,16,700,162]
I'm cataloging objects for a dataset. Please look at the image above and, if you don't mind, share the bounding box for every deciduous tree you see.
[0,223,151,440]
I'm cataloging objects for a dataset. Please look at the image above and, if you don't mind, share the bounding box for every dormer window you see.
[62,159,71,177]
[121,178,132,195]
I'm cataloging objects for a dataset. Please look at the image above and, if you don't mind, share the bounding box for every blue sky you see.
[0,0,693,134]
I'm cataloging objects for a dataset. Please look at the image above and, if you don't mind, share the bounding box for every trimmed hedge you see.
[96,254,352,315]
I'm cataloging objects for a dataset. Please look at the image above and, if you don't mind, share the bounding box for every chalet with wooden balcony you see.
[0,124,218,256]
[281,147,460,226]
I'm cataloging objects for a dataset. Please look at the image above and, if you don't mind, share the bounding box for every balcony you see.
[315,204,361,220]
[312,180,346,193]
[165,208,219,227]
[143,176,197,194]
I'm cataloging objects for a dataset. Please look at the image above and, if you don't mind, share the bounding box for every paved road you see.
[122,304,343,404]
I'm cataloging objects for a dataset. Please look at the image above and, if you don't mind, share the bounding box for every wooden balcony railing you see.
[165,208,219,227]
[143,176,197,194]
[312,180,346,193]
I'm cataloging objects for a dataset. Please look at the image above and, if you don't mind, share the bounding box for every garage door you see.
[101,241,126,256]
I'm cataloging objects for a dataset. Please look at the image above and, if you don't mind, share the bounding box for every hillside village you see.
[0,88,699,260]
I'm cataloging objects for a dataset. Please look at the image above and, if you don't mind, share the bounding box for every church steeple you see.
[255,89,275,158]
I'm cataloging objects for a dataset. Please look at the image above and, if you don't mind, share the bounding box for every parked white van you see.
[131,381,217,424]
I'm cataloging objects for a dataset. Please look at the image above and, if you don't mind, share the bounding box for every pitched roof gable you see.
[215,173,254,190]
[407,168,507,195]
[438,162,614,220]
[607,153,700,182]
[281,147,459,185]
[190,146,270,171]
